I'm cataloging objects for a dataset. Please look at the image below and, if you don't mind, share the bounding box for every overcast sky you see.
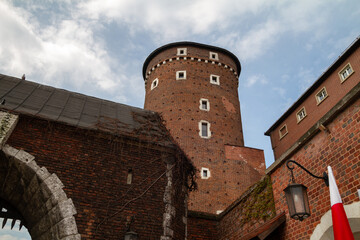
[0,0,359,238]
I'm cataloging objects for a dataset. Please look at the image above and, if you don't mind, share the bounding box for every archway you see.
[0,145,81,239]
[311,201,360,240]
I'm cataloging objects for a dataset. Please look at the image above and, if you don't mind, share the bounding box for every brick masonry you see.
[5,115,191,239]
[270,97,360,239]
[269,45,360,160]
[143,43,265,214]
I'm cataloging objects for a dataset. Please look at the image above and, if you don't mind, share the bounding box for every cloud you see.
[244,74,268,88]
[76,0,271,42]
[0,1,129,102]
[272,87,286,98]
[296,67,317,92]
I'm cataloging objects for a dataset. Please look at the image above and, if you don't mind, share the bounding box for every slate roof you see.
[0,74,172,146]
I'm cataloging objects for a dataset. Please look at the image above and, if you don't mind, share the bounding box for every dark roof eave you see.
[265,36,360,136]
[142,41,241,79]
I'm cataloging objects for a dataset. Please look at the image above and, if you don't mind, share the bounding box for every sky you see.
[0,0,359,238]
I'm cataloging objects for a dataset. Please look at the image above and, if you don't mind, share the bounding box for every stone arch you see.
[311,201,360,240]
[0,144,81,240]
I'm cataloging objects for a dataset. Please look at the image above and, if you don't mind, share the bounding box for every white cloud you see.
[0,1,128,101]
[244,74,268,88]
[76,0,271,42]
[272,87,286,98]
[296,67,317,92]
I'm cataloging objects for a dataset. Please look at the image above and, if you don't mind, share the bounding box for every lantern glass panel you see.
[284,183,310,221]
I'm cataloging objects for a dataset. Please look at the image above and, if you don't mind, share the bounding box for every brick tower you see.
[143,42,264,214]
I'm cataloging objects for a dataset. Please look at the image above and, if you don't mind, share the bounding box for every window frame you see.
[296,107,307,123]
[209,52,219,60]
[338,63,354,83]
[176,70,186,80]
[210,74,220,85]
[199,98,210,111]
[315,87,328,105]
[279,124,288,139]
[201,167,210,179]
[199,120,211,138]
[177,48,187,56]
[151,78,159,90]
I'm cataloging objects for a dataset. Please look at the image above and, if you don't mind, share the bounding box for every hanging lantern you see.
[284,183,311,221]
[124,231,138,240]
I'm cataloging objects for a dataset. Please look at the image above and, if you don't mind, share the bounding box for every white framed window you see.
[151,78,159,90]
[127,169,133,184]
[296,107,307,123]
[210,74,220,85]
[209,52,219,60]
[176,70,186,80]
[199,120,211,138]
[177,48,187,56]
[339,63,354,82]
[279,124,288,139]
[201,167,210,179]
[199,98,210,111]
[315,87,328,105]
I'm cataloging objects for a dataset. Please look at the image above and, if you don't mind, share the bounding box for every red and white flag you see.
[328,166,354,240]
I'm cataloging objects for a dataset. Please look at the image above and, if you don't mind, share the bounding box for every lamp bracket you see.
[286,160,329,187]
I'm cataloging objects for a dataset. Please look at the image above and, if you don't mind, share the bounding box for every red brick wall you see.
[217,176,275,240]
[187,213,218,240]
[7,115,189,239]
[144,44,248,214]
[270,97,360,239]
[225,145,266,174]
[270,47,360,159]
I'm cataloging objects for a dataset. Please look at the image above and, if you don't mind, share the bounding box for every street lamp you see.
[124,216,138,240]
[283,160,329,221]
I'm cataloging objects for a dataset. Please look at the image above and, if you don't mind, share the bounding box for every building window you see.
[127,169,133,184]
[199,120,211,138]
[296,107,307,123]
[209,52,219,60]
[151,78,159,90]
[279,124,288,139]
[339,63,354,82]
[199,98,210,111]
[315,87,328,105]
[201,167,210,179]
[210,74,220,85]
[176,70,186,80]
[177,48,187,56]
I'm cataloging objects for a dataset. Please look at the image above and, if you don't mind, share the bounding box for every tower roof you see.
[142,41,241,79]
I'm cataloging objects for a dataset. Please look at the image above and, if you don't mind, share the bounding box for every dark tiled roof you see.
[0,74,172,146]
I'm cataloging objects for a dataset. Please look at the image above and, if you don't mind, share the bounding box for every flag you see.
[328,166,354,240]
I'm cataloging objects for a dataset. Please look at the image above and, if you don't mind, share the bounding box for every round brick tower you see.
[143,42,246,214]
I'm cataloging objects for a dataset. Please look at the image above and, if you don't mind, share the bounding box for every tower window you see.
[199,98,210,111]
[127,169,133,184]
[151,78,159,90]
[209,52,219,60]
[201,167,210,179]
[177,48,187,56]
[339,63,354,82]
[315,87,328,105]
[199,120,211,138]
[296,107,307,123]
[210,74,220,85]
[176,70,186,80]
[279,124,288,139]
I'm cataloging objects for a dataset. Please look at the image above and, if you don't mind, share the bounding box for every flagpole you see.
[328,166,354,240]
